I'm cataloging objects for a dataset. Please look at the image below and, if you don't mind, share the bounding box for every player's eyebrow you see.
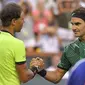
[71,22,81,25]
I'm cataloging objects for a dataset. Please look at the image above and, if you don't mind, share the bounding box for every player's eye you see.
[74,22,81,25]
[71,22,81,26]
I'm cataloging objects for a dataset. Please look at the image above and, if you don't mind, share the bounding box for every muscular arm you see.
[16,62,34,83]
[44,68,66,84]
[29,57,67,84]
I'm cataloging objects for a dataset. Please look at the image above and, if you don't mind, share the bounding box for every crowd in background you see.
[0,0,85,79]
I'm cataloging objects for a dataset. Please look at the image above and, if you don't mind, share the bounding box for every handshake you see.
[30,57,47,77]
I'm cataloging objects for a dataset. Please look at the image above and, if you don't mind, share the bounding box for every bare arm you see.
[16,62,34,83]
[30,57,66,84]
[44,68,66,84]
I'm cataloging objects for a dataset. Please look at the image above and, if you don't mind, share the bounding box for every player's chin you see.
[16,30,21,32]
[74,33,80,37]
[17,28,22,32]
[75,35,79,37]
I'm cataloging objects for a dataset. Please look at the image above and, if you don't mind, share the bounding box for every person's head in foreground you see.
[0,3,24,35]
[67,59,85,85]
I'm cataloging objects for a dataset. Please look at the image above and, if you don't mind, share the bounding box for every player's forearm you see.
[16,63,35,83]
[38,68,66,84]
[19,69,34,83]
[44,70,62,84]
[27,69,35,80]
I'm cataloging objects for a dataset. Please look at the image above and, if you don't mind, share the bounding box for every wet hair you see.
[71,7,85,21]
[0,3,22,26]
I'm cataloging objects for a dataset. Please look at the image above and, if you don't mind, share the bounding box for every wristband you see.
[38,69,47,77]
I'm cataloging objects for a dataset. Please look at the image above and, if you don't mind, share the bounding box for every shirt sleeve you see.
[57,47,71,71]
[14,40,26,63]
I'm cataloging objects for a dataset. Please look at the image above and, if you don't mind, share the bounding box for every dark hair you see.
[71,7,85,21]
[0,3,22,26]
[72,7,85,15]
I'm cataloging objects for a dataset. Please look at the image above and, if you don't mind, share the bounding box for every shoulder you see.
[13,37,24,45]
[64,39,79,51]
[11,37,25,49]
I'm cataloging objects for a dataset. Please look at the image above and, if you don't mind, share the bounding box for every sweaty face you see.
[71,17,85,38]
[15,12,24,32]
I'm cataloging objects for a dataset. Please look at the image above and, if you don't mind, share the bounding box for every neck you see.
[79,36,85,42]
[1,27,14,36]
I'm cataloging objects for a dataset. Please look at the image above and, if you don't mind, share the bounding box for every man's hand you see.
[30,57,45,73]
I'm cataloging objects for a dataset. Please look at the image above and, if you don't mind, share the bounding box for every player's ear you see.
[11,19,17,26]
